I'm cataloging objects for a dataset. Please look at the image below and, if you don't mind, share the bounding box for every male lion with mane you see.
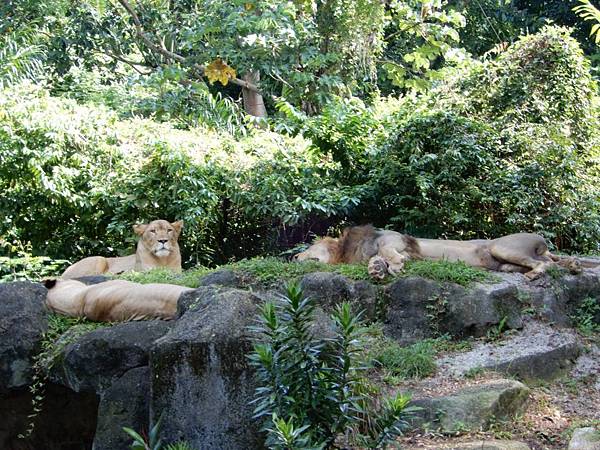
[294,225,584,280]
[62,219,183,279]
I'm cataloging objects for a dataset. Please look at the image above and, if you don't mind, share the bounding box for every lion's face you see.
[293,238,337,263]
[133,220,183,259]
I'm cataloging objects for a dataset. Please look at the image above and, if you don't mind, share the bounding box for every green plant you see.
[123,415,196,450]
[574,0,600,44]
[572,297,600,335]
[485,316,508,342]
[249,283,416,448]
[404,259,492,286]
[374,340,437,379]
[463,366,486,379]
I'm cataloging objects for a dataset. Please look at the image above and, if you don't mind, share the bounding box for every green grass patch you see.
[115,266,212,288]
[373,340,437,379]
[403,259,493,286]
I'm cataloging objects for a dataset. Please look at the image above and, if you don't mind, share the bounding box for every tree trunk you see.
[242,71,267,117]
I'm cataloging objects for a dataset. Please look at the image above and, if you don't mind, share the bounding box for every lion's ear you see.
[133,223,148,236]
[171,220,184,235]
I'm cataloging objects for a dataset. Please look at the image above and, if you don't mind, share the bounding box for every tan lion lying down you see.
[44,279,192,321]
[294,225,585,280]
[61,219,183,279]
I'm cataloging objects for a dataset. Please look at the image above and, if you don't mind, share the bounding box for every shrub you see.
[249,283,416,448]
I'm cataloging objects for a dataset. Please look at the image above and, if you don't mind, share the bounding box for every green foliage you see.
[369,27,600,253]
[373,340,437,379]
[404,259,492,286]
[572,297,600,335]
[124,416,195,450]
[574,0,600,44]
[0,253,69,282]
[0,33,45,88]
[249,283,416,448]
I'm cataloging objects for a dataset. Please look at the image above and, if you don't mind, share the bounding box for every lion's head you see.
[293,237,341,263]
[133,219,183,259]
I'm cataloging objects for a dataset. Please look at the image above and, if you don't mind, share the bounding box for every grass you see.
[403,259,494,287]
[113,257,495,288]
[571,297,600,336]
[373,340,437,379]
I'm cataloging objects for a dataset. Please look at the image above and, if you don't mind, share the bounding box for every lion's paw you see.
[368,256,389,280]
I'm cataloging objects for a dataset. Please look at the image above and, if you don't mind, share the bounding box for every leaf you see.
[205,59,237,86]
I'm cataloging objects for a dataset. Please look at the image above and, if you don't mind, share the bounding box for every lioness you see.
[44,279,192,321]
[61,219,183,279]
[294,225,579,280]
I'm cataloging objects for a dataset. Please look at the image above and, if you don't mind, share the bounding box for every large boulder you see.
[383,276,523,344]
[150,288,265,449]
[437,322,581,381]
[411,379,530,433]
[93,367,150,450]
[568,427,600,450]
[299,272,381,320]
[0,281,48,392]
[49,320,170,393]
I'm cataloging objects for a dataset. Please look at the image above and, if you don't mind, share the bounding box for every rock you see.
[75,275,110,285]
[93,367,150,450]
[176,285,224,318]
[569,427,600,450]
[383,276,523,344]
[197,270,243,288]
[409,440,531,450]
[411,379,530,433]
[150,288,265,449]
[438,322,581,381]
[299,272,381,320]
[383,277,440,344]
[49,320,170,393]
[0,281,48,392]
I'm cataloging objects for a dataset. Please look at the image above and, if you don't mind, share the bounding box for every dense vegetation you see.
[1,1,600,269]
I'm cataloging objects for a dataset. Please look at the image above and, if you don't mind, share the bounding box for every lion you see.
[294,225,584,280]
[44,279,193,321]
[61,219,183,279]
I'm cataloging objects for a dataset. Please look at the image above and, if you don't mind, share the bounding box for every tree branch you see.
[115,0,260,93]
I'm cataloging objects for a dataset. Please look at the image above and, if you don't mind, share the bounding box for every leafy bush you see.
[249,283,416,448]
[367,27,600,252]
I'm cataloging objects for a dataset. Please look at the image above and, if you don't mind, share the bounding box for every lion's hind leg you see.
[489,243,553,280]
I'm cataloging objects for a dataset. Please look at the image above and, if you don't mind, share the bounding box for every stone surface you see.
[299,272,381,320]
[409,441,531,450]
[569,427,600,450]
[49,320,170,393]
[0,281,48,392]
[438,322,581,381]
[151,288,264,450]
[197,269,243,288]
[75,275,110,285]
[93,367,150,450]
[383,276,523,344]
[411,379,530,433]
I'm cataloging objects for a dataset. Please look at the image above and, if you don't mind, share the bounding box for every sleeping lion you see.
[44,279,192,321]
[294,225,584,280]
[61,219,183,279]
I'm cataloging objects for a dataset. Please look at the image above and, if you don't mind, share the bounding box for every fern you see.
[573,0,600,44]
[0,34,45,88]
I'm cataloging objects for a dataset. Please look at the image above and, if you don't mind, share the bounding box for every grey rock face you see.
[411,379,530,433]
[569,427,600,450]
[49,320,170,393]
[410,441,531,450]
[383,276,523,344]
[0,281,48,392]
[197,269,243,288]
[151,288,264,449]
[299,272,381,320]
[93,367,150,450]
[438,322,581,381]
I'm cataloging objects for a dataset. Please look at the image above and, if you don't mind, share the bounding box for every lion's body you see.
[45,279,192,321]
[295,226,572,280]
[62,220,183,279]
